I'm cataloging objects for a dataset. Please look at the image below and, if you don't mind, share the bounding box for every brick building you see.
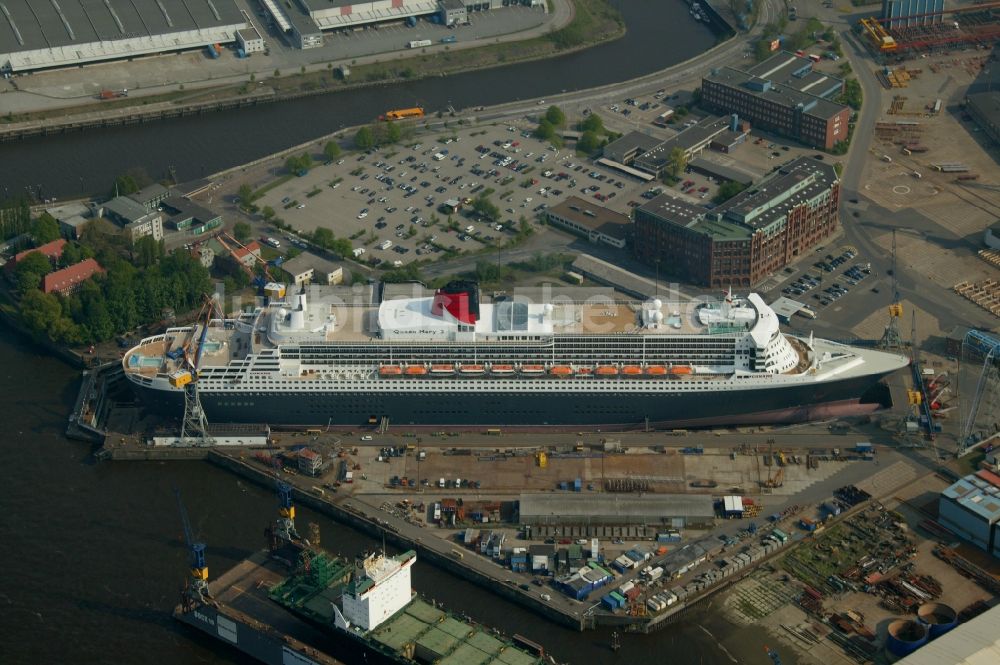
[42,258,104,295]
[633,157,840,288]
[701,51,850,150]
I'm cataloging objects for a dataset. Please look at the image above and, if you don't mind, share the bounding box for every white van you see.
[465,225,474,233]
[379,240,392,250]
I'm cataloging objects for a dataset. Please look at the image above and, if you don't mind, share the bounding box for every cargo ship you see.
[123,282,908,429]
[174,492,552,665]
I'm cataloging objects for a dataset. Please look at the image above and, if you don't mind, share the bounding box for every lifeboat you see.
[379,365,402,376]
[576,367,593,377]
[595,366,619,376]
[549,365,574,377]
[491,364,515,374]
[520,364,545,374]
[430,364,456,374]
[670,365,693,375]
[621,365,643,376]
[646,365,668,376]
[404,365,428,376]
[459,364,486,374]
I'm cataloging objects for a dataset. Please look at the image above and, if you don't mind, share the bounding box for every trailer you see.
[408,39,433,49]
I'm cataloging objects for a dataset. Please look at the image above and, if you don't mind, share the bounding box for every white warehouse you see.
[0,0,247,73]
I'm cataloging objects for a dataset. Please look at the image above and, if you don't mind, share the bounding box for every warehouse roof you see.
[747,51,844,99]
[282,251,342,278]
[519,493,715,520]
[0,0,244,55]
[716,156,837,230]
[893,603,1000,665]
[705,62,847,121]
[688,157,756,186]
[942,473,1000,523]
[547,196,632,239]
[570,253,668,301]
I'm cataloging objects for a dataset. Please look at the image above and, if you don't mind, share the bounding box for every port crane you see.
[174,488,211,605]
[176,295,224,444]
[879,229,904,350]
[959,330,1000,456]
[216,232,283,294]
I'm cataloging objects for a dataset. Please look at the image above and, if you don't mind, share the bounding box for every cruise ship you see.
[123,281,908,429]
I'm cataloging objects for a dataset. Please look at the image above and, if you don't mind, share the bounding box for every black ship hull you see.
[133,372,893,429]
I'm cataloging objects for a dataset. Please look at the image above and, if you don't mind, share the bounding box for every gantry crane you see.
[174,488,210,605]
[266,477,306,556]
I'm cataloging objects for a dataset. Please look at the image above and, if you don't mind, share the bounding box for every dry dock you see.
[173,550,345,665]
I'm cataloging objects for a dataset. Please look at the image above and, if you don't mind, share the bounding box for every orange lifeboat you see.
[670,365,693,375]
[459,364,485,374]
[576,367,593,377]
[520,364,545,374]
[430,364,455,374]
[404,365,428,376]
[595,366,619,376]
[379,365,402,376]
[646,365,668,376]
[491,364,515,374]
[621,365,643,376]
[549,365,574,377]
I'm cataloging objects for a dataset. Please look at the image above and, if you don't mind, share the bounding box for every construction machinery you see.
[174,488,211,605]
[763,466,784,489]
[267,478,303,550]
[959,330,1000,455]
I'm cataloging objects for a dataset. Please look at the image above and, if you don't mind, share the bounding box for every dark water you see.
[0,334,791,664]
[0,0,716,201]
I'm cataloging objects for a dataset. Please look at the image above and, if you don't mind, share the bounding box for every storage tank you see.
[917,602,958,638]
[886,619,929,657]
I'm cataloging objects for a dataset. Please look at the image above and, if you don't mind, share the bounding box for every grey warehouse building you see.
[966,92,1000,147]
[518,493,715,529]
[0,0,247,73]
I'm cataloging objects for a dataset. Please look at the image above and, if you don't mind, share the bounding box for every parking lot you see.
[255,119,659,267]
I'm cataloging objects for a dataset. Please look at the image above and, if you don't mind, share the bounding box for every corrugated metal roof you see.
[893,604,1000,665]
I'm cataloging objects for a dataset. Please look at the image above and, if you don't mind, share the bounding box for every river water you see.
[1,0,716,200]
[0,331,790,664]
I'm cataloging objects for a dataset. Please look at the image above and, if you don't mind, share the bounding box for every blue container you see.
[886,620,928,657]
[918,603,958,638]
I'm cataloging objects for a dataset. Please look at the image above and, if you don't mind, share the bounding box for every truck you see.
[408,39,433,49]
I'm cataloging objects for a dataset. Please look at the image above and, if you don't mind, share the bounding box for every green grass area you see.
[252,174,294,199]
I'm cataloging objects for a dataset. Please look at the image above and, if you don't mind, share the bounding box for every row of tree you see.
[17,237,211,346]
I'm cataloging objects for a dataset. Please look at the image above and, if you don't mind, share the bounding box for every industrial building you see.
[545,197,632,249]
[966,92,1000,147]
[259,0,541,50]
[237,25,266,55]
[633,156,840,287]
[882,0,945,28]
[518,493,715,529]
[701,51,850,150]
[161,196,222,236]
[281,252,344,286]
[0,0,247,74]
[938,471,1000,557]
[600,115,749,179]
[99,197,165,243]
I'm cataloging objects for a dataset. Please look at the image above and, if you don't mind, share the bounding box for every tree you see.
[19,289,64,339]
[313,227,335,248]
[712,180,749,204]
[285,153,313,174]
[577,130,601,154]
[518,217,534,237]
[237,183,254,207]
[133,235,162,268]
[323,141,341,161]
[31,213,61,244]
[545,105,566,127]
[385,121,402,144]
[665,147,688,181]
[472,194,500,222]
[534,119,557,143]
[233,222,252,242]
[355,126,375,150]
[261,206,276,222]
[579,113,604,134]
[13,251,53,294]
[59,242,82,268]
